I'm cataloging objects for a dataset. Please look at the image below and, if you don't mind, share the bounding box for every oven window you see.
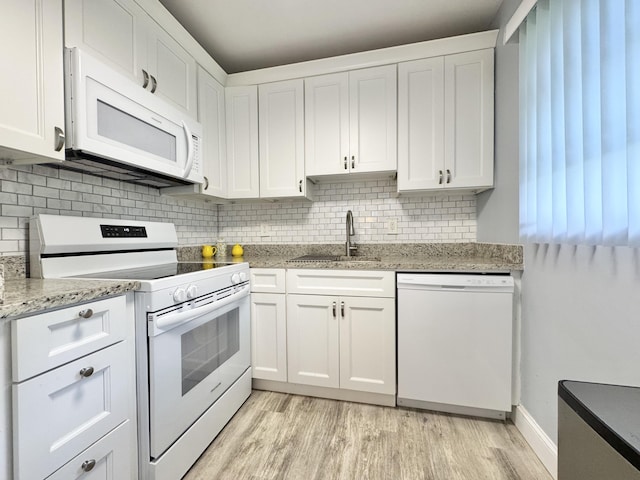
[181,308,240,395]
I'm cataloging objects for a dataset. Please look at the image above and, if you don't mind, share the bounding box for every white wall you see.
[476,0,520,244]
[520,244,640,441]
[478,0,640,469]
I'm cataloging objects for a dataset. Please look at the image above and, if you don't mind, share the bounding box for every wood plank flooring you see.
[184,390,552,480]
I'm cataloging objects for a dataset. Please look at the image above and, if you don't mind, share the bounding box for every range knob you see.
[186,285,198,299]
[239,271,247,282]
[231,273,240,285]
[173,288,186,303]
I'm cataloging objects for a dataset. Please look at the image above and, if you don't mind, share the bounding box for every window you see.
[519,0,640,246]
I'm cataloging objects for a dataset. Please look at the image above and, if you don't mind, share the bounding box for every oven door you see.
[147,286,250,458]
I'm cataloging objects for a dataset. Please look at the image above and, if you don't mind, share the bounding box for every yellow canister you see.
[231,244,244,257]
[201,245,217,258]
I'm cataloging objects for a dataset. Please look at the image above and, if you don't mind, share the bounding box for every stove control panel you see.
[173,288,187,303]
[100,224,148,238]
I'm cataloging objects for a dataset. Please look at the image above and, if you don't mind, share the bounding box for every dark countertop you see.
[0,278,139,319]
[559,380,640,470]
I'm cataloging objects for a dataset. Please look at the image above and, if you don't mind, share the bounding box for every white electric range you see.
[30,214,252,480]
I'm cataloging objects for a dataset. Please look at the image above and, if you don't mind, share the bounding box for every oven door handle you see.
[152,284,249,334]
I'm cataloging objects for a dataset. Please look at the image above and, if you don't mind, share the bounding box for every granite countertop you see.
[0,278,139,319]
[180,242,524,273]
[0,242,522,320]
[559,380,640,471]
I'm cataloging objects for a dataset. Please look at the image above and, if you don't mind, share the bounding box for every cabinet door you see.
[226,86,260,198]
[251,293,287,382]
[397,58,445,191]
[46,421,133,480]
[259,79,306,198]
[13,341,130,480]
[64,0,147,87]
[444,49,494,189]
[146,20,198,118]
[339,297,396,395]
[0,0,65,162]
[349,65,397,174]
[198,67,227,198]
[304,72,350,177]
[286,294,339,388]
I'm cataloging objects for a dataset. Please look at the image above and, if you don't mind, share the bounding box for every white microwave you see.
[64,47,203,187]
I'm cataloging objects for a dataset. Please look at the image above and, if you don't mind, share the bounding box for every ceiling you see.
[158,0,504,74]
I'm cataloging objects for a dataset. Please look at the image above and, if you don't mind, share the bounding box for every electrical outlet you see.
[388,218,398,235]
[259,224,270,237]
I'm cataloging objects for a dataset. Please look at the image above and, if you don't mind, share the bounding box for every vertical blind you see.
[519,0,640,246]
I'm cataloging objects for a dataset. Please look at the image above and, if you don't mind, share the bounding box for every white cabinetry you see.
[305,65,397,179]
[198,67,227,198]
[258,80,310,199]
[398,48,494,192]
[0,0,65,164]
[65,0,197,118]
[226,86,260,199]
[10,295,136,480]
[285,270,395,396]
[250,269,287,382]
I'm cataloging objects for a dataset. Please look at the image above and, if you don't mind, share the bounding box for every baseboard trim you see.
[513,405,558,479]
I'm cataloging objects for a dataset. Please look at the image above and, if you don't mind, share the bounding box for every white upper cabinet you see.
[65,0,197,118]
[305,65,397,179]
[258,79,309,199]
[398,48,494,192]
[226,85,260,199]
[0,0,65,164]
[198,66,227,198]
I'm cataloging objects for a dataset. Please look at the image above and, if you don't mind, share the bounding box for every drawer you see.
[286,269,395,297]
[251,268,286,293]
[13,341,131,480]
[45,420,133,480]
[12,295,128,382]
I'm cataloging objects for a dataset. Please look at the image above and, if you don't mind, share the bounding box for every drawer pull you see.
[79,367,94,378]
[81,459,96,472]
[332,302,337,318]
[78,308,94,318]
[341,301,345,317]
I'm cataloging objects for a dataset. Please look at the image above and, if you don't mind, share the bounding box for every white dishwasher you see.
[397,273,514,419]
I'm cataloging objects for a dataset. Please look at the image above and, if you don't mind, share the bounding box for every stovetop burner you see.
[73,261,237,281]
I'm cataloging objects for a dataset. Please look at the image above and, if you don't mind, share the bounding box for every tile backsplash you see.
[0,165,218,256]
[1,167,477,258]
[219,178,477,245]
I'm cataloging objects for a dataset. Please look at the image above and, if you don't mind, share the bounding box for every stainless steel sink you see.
[287,254,380,263]
[288,254,341,262]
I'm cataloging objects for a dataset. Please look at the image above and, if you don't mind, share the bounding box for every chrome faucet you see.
[345,210,357,257]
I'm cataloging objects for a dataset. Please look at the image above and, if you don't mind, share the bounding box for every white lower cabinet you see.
[46,420,132,480]
[285,269,396,396]
[250,269,287,382]
[10,295,137,480]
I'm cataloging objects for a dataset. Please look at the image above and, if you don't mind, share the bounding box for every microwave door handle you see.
[153,284,249,334]
[182,120,195,178]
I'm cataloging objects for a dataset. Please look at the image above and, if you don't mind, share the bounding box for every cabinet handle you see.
[438,170,443,185]
[446,169,452,184]
[340,301,345,317]
[54,126,65,152]
[78,308,93,319]
[203,176,209,190]
[142,70,150,89]
[298,180,302,193]
[332,302,337,318]
[150,75,158,93]
[351,156,355,169]
[81,459,96,472]
[344,157,348,170]
[79,366,94,378]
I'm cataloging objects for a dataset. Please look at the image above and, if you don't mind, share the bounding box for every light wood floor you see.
[184,390,552,480]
